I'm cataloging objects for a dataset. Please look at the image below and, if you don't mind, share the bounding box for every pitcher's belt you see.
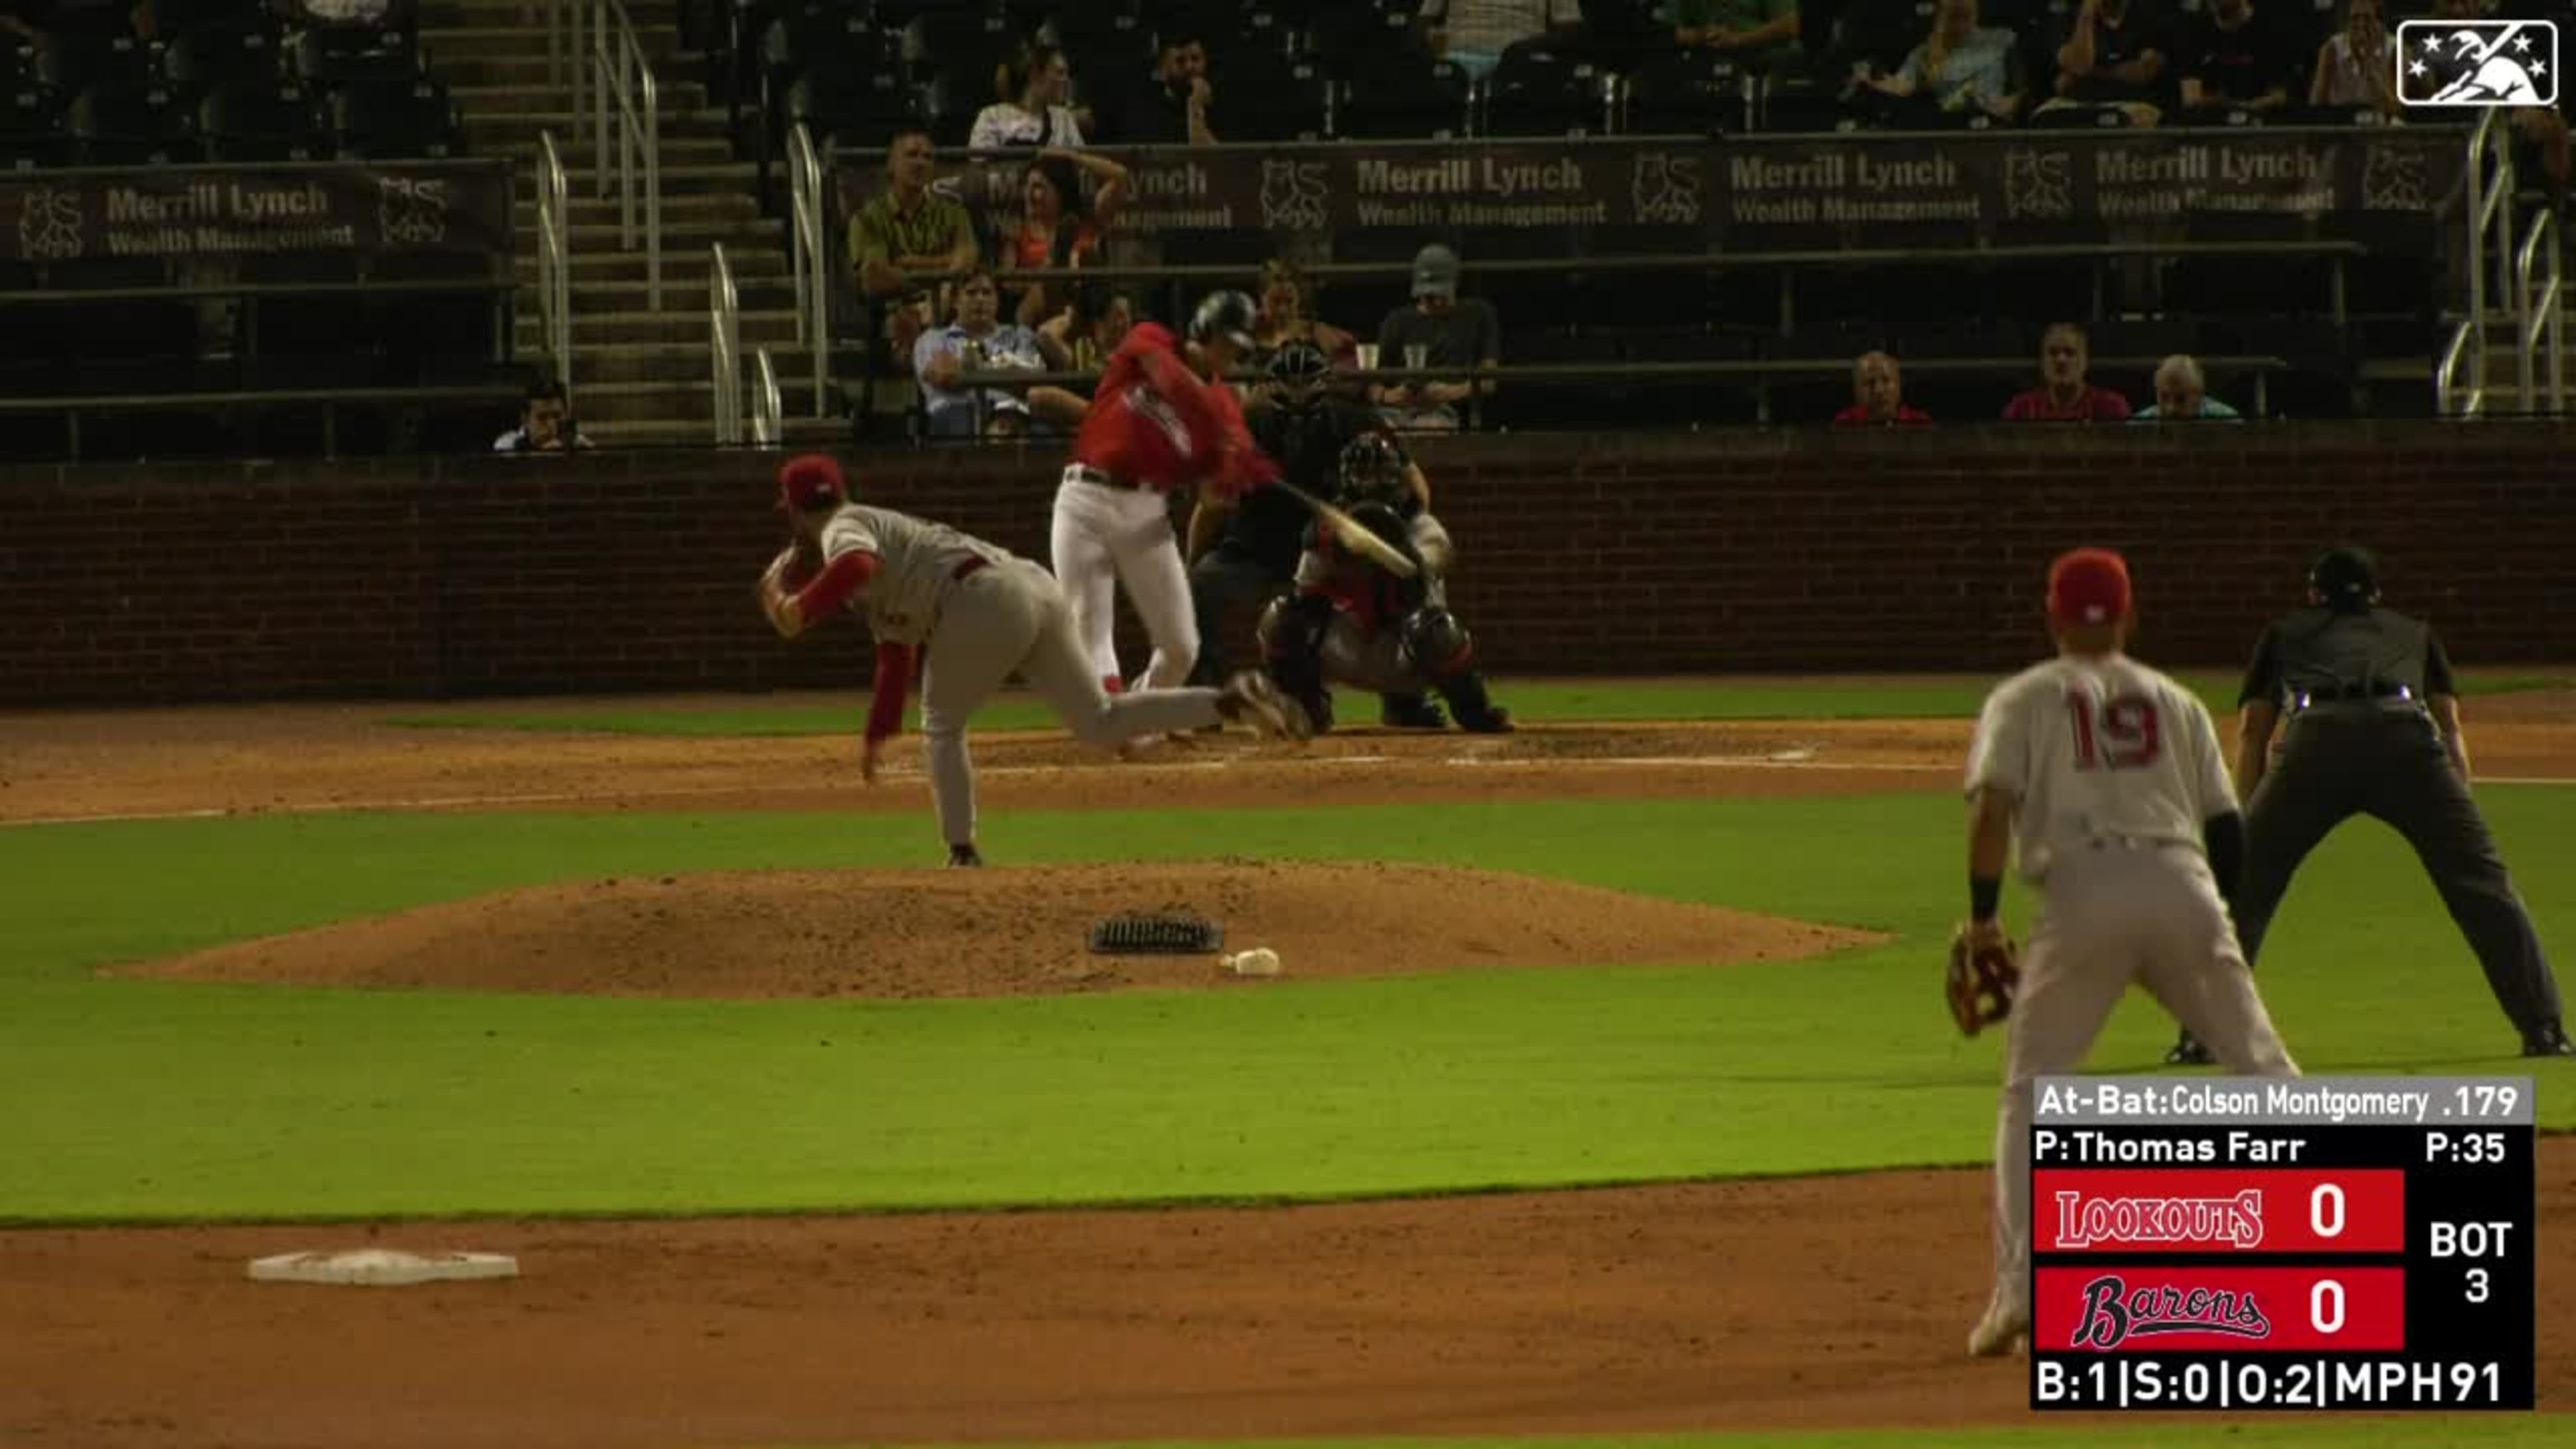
[1064,463,1144,491]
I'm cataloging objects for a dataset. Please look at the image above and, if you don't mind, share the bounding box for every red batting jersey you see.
[1072,323,1275,495]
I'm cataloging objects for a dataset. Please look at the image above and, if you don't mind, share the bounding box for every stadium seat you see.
[1337,52,1469,138]
[289,27,423,91]
[922,65,988,146]
[1046,9,1152,89]
[163,23,287,105]
[70,85,198,164]
[200,81,330,162]
[785,67,924,151]
[148,0,278,39]
[1483,44,1611,138]
[1214,52,1329,141]
[1620,46,1746,136]
[1225,8,1297,62]
[1308,0,1425,73]
[328,77,462,159]
[1756,77,1852,133]
[38,29,164,106]
[900,6,1013,80]
[0,98,73,170]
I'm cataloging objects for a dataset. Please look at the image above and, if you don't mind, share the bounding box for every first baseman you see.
[757,454,1310,866]
[1961,547,2301,1358]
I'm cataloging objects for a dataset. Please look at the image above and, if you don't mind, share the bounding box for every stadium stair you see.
[418,0,828,446]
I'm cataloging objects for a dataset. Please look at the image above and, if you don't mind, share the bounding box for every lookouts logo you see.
[2052,1189,2266,1249]
[2397,19,2559,107]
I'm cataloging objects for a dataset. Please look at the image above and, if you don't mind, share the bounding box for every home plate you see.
[247,1249,519,1286]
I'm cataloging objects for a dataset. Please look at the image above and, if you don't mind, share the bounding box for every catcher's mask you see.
[1337,430,1409,505]
[1265,340,1332,412]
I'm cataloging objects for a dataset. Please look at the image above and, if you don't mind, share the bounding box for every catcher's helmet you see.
[1265,339,1332,408]
[1188,289,1259,351]
[1337,429,1409,503]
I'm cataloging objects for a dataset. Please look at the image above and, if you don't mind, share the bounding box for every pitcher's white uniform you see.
[1967,652,2302,1333]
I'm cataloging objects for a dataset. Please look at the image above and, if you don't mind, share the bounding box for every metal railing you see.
[2436,320,2483,417]
[711,242,743,444]
[543,0,580,111]
[591,0,662,310]
[787,122,832,417]
[753,348,784,445]
[2451,110,2516,415]
[536,129,574,400]
[2515,209,2564,416]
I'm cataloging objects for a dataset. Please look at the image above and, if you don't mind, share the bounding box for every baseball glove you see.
[1945,922,2021,1036]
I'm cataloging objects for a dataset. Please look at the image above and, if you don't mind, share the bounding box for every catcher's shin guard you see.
[1433,670,1513,734]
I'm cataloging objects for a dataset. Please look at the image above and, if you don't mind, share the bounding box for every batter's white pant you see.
[1050,469,1197,693]
[920,558,1224,849]
[1987,841,2301,1320]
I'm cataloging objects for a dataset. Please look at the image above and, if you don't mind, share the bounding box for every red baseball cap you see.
[2047,548,2133,627]
[776,453,846,513]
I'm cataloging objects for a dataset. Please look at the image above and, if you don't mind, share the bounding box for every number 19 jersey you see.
[1966,653,2238,885]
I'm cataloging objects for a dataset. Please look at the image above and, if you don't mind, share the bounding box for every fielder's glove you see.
[1945,921,2020,1036]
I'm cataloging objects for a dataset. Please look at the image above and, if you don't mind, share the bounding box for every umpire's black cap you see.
[2309,545,2379,611]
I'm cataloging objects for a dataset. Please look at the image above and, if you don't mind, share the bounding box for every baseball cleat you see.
[1967,1301,2032,1358]
[1220,671,1312,740]
[1457,706,1515,735]
[2165,1033,2215,1067]
[946,844,984,868]
[2521,1021,2575,1057]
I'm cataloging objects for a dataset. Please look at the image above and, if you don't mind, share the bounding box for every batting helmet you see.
[1188,289,1259,351]
[1337,430,1410,506]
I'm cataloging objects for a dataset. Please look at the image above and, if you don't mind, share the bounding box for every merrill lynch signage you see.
[838,132,2459,245]
[4,162,513,268]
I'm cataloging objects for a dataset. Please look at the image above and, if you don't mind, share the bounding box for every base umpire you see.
[2168,546,2574,1063]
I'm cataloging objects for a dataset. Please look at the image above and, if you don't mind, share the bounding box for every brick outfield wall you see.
[2,422,2571,708]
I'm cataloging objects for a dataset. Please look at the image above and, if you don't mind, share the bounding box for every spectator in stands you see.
[1420,1,1585,80]
[2176,0,2296,117]
[1009,148,1129,328]
[1853,0,2023,122]
[2003,322,2133,420]
[1041,282,1135,379]
[2308,0,2400,117]
[1252,259,1360,371]
[913,268,1082,439]
[1665,0,1810,80]
[2132,354,2244,420]
[2036,0,2173,127]
[1373,243,1501,432]
[1832,351,1933,423]
[849,127,980,366]
[493,381,593,453]
[1109,29,1218,143]
[970,41,1087,152]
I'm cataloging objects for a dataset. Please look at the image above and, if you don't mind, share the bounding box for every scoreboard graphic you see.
[2028,1074,2534,1411]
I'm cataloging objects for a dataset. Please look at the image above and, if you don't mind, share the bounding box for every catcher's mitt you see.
[1946,922,2021,1036]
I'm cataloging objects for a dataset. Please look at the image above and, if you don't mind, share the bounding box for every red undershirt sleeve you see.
[865,641,914,745]
[792,550,879,622]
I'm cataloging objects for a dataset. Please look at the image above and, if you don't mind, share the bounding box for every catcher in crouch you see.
[1953,547,2299,1361]
[1257,432,1513,735]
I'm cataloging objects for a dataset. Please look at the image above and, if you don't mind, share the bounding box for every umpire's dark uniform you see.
[1189,375,1445,724]
[2170,547,2573,1062]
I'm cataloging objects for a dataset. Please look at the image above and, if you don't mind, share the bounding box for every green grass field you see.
[6,677,2568,1446]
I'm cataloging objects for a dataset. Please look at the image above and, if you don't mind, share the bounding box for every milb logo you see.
[2397,19,2559,106]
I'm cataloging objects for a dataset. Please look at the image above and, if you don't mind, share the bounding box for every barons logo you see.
[17,184,85,261]
[2054,1189,2265,1249]
[2072,1275,2272,1349]
[377,174,449,246]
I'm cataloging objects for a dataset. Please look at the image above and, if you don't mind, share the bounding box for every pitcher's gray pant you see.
[921,558,1225,848]
[2239,706,2563,1034]
[1989,843,2301,1319]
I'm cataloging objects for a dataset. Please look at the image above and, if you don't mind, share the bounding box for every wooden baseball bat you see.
[1268,478,1420,579]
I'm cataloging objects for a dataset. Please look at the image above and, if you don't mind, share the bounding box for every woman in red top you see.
[1011,148,1130,328]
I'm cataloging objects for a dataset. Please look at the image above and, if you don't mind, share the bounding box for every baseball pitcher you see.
[1257,432,1513,735]
[1958,547,2300,1360]
[756,454,1310,867]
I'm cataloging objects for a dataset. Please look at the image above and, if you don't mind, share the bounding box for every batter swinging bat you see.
[1269,478,1420,579]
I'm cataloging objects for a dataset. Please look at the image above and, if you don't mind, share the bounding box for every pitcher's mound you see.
[122,861,1885,1000]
